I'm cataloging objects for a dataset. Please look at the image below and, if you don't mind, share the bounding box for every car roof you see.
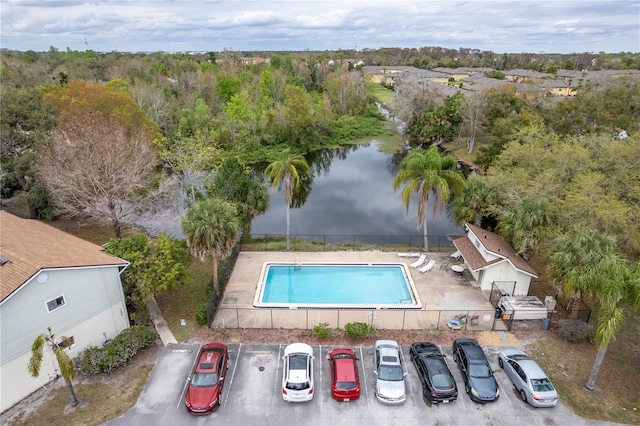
[517,359,548,379]
[284,342,313,357]
[196,346,223,372]
[412,342,441,356]
[457,342,486,361]
[334,357,357,381]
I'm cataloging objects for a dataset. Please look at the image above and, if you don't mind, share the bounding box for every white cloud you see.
[1,0,638,53]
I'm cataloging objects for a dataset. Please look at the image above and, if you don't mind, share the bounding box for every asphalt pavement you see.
[106,342,619,426]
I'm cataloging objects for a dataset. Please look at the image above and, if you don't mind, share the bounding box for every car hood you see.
[186,385,219,407]
[376,379,406,399]
[468,376,498,398]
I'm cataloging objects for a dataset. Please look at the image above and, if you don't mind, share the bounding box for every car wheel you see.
[498,357,504,369]
[520,389,527,402]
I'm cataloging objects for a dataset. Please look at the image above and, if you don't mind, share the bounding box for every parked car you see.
[185,342,229,414]
[328,348,360,401]
[409,342,458,403]
[373,340,407,405]
[452,338,500,403]
[282,343,314,402]
[498,349,559,407]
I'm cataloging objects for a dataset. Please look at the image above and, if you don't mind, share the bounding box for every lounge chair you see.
[410,254,427,268]
[419,259,436,273]
[450,250,462,260]
[398,252,421,258]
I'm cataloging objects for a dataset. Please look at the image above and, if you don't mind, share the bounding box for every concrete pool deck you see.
[213,251,499,331]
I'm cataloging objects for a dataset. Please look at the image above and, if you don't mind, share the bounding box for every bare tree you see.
[36,113,169,238]
[459,91,486,154]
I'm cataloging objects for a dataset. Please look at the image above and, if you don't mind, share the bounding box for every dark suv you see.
[410,342,457,404]
[452,338,499,403]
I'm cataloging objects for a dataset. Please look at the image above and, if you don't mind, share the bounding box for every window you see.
[46,295,66,312]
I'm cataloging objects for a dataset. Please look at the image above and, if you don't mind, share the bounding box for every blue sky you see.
[1,1,638,54]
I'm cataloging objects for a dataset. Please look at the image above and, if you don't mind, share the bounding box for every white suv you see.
[282,343,314,402]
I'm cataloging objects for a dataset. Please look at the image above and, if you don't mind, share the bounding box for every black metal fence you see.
[205,244,241,325]
[552,292,592,324]
[243,233,464,252]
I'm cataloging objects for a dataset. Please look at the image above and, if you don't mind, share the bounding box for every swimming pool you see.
[253,263,422,309]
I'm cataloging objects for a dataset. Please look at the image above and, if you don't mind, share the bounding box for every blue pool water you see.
[260,264,414,305]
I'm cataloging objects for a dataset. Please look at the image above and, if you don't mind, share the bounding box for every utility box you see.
[544,296,557,312]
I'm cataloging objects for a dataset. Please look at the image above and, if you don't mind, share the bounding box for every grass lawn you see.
[368,83,394,106]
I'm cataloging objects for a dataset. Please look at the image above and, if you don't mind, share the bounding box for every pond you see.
[251,140,464,243]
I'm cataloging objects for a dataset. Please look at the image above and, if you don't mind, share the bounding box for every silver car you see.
[498,349,559,408]
[373,340,407,405]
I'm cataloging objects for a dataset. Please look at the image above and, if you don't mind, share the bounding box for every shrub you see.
[313,322,332,339]
[557,319,595,343]
[344,322,377,339]
[74,325,157,374]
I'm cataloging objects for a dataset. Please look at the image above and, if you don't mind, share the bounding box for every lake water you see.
[252,141,464,241]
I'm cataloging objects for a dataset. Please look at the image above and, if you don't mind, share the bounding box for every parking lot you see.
[107,342,605,425]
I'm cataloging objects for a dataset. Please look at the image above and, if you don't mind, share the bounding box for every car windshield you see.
[378,364,403,381]
[468,362,491,378]
[431,373,455,388]
[336,381,357,390]
[286,381,310,391]
[531,378,555,392]
[192,372,217,387]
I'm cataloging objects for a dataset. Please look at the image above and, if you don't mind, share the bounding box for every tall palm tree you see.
[549,226,616,318]
[28,327,79,407]
[452,174,499,227]
[264,154,310,251]
[498,197,558,260]
[393,146,465,251]
[584,257,639,390]
[182,198,239,291]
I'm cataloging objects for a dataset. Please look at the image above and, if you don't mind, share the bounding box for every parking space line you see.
[271,344,283,412]
[222,343,242,407]
[177,343,202,408]
[318,345,322,410]
[358,346,370,409]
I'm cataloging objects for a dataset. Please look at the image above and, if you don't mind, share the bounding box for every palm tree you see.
[584,257,640,390]
[393,146,465,251]
[182,198,240,292]
[28,327,79,407]
[498,197,557,260]
[452,174,499,227]
[264,153,310,251]
[549,226,616,318]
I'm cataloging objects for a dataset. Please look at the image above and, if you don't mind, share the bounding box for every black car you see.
[409,342,458,404]
[452,338,500,403]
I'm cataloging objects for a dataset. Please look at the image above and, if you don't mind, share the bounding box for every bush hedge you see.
[74,325,157,374]
[344,321,377,339]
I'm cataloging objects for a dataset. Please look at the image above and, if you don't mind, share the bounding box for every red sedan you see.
[328,348,360,401]
[185,342,229,415]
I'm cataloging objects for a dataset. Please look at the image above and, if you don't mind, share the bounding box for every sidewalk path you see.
[147,297,178,345]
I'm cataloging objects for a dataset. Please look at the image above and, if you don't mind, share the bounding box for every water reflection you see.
[252,141,464,239]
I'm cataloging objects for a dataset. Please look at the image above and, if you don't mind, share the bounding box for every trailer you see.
[497,296,548,320]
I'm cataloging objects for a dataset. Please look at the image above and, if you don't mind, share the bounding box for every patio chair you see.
[419,259,436,273]
[450,250,462,260]
[410,254,427,268]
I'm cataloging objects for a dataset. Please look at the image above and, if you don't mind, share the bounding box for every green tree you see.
[182,198,240,291]
[452,174,499,227]
[104,233,191,323]
[393,146,466,250]
[264,153,311,250]
[498,197,557,260]
[549,226,617,318]
[585,257,640,390]
[28,327,79,407]
[209,157,269,237]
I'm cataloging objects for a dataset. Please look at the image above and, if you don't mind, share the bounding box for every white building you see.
[0,211,129,412]
[453,223,538,296]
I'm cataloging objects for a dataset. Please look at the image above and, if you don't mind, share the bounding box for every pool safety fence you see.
[243,233,464,252]
[211,308,511,332]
